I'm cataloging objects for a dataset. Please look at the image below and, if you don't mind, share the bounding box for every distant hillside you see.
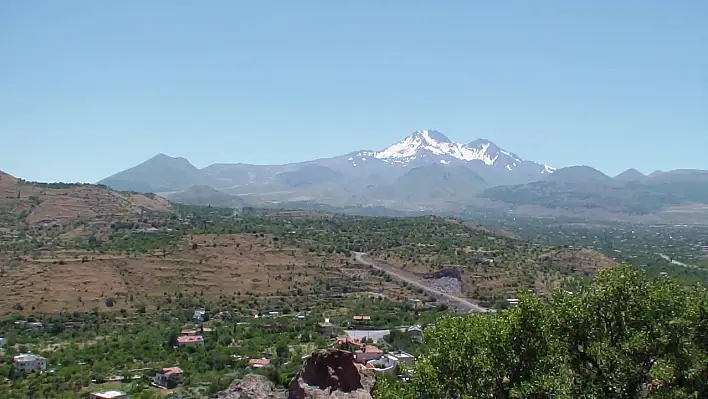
[271,165,344,188]
[0,170,172,227]
[481,168,708,216]
[545,165,612,183]
[165,185,247,208]
[99,153,208,193]
[380,164,488,202]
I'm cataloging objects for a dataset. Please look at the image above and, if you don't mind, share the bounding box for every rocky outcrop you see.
[288,349,376,399]
[213,349,375,399]
[214,374,285,399]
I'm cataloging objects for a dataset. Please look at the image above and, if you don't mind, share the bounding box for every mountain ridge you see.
[98,129,555,193]
[93,130,708,222]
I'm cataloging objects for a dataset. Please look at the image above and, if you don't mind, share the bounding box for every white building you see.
[0,337,6,347]
[366,352,416,375]
[90,391,129,399]
[13,353,48,373]
[193,309,206,322]
[154,367,184,388]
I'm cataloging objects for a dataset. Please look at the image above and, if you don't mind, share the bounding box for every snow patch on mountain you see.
[374,130,502,166]
[368,130,553,174]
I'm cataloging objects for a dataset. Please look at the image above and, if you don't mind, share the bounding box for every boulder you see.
[287,349,376,399]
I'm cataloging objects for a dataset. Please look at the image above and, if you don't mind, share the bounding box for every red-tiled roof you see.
[249,358,270,366]
[161,367,183,375]
[336,337,364,348]
[177,335,203,344]
[362,345,383,354]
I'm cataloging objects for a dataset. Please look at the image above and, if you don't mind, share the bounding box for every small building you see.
[353,315,371,323]
[366,354,399,376]
[26,322,44,332]
[268,311,280,318]
[354,345,384,364]
[13,353,48,373]
[365,352,415,376]
[391,351,416,369]
[296,315,305,321]
[154,367,184,389]
[177,335,204,347]
[249,358,271,369]
[90,391,129,399]
[335,337,364,350]
[193,309,207,322]
[405,325,424,342]
[0,337,6,347]
[318,318,333,335]
[181,329,198,336]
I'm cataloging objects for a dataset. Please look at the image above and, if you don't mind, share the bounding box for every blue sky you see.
[1,0,706,182]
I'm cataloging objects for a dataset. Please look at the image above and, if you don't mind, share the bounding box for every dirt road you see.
[353,252,488,313]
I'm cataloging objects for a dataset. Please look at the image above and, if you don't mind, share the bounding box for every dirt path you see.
[353,252,488,313]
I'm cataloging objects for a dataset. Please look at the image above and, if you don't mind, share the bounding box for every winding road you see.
[353,252,488,313]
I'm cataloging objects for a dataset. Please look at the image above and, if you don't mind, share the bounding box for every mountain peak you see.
[369,130,553,177]
[548,165,610,183]
[614,168,646,182]
[412,129,452,144]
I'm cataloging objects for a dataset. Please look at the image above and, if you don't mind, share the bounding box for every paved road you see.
[353,252,488,313]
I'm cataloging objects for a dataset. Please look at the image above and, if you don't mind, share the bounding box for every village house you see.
[154,367,184,389]
[352,315,371,325]
[182,327,213,335]
[317,318,333,335]
[193,309,207,322]
[249,358,271,369]
[335,337,364,350]
[390,351,416,369]
[405,325,424,342]
[409,298,424,309]
[176,335,204,347]
[90,391,130,399]
[13,353,48,373]
[365,352,415,376]
[0,337,6,347]
[15,321,44,333]
[354,345,384,364]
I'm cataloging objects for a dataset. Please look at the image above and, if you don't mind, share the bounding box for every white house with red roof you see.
[154,366,184,388]
[354,345,384,364]
[176,335,203,347]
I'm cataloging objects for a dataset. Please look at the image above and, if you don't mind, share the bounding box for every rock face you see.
[214,374,285,399]
[288,349,376,399]
[213,349,375,399]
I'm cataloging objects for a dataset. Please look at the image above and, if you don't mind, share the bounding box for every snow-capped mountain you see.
[370,129,552,171]
[335,130,553,185]
[100,129,556,197]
